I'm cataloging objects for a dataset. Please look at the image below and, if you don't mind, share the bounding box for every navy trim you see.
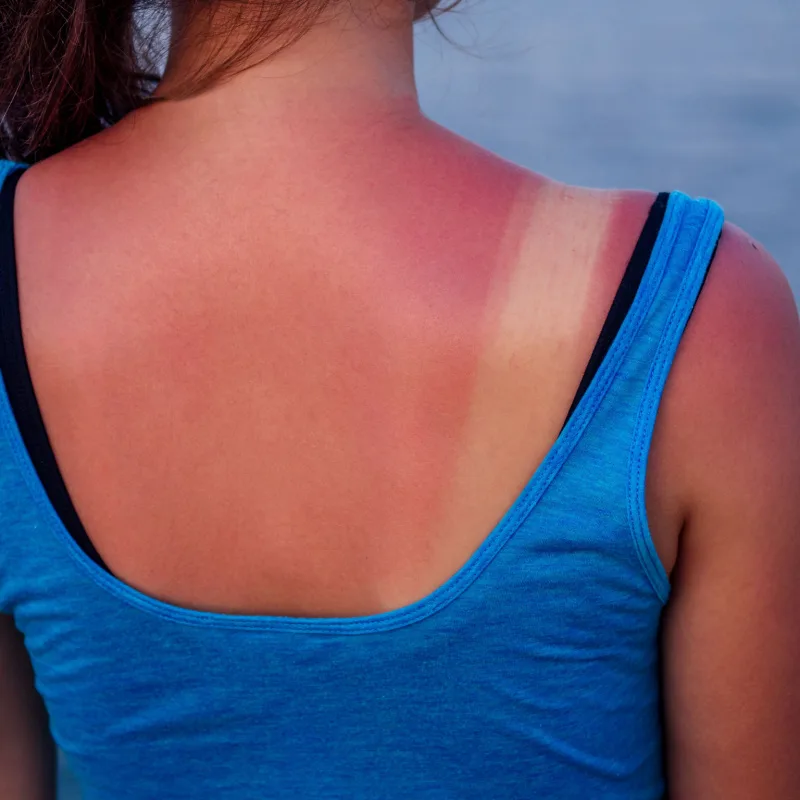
[563,192,670,429]
[0,167,109,571]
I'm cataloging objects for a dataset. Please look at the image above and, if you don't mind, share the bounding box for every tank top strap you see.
[563,191,724,603]
[0,160,25,185]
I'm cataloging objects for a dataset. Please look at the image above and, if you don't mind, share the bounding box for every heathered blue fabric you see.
[0,158,724,799]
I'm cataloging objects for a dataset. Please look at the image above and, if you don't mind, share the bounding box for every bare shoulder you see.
[659,222,800,798]
[662,221,800,528]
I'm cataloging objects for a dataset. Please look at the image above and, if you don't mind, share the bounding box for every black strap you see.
[562,192,670,428]
[0,173,675,577]
[0,167,108,570]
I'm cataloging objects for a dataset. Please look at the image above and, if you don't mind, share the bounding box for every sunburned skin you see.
[12,111,666,619]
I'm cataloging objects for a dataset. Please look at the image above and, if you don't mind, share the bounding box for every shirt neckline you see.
[0,165,685,633]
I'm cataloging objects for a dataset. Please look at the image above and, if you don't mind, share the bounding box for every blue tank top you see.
[0,158,724,799]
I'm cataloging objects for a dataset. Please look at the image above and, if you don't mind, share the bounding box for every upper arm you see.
[661,222,800,798]
[0,614,56,800]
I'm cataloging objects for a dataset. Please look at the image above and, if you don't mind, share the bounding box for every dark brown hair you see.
[0,0,462,163]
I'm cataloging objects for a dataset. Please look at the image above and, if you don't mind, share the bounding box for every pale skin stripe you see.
[433,183,614,550]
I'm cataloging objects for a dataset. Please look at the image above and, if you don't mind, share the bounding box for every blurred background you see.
[58,0,799,795]
[415,0,799,302]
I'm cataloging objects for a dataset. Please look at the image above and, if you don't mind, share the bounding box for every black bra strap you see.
[562,192,670,428]
[0,167,109,570]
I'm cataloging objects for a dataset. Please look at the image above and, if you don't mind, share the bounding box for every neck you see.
[151,0,422,133]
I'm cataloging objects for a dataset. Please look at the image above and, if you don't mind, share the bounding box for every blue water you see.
[57,1,798,796]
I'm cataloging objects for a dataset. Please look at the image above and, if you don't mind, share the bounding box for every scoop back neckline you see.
[0,164,685,633]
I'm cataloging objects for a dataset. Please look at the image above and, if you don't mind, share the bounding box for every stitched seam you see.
[627,199,724,605]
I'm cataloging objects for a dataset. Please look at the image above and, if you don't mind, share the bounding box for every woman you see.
[0,1,798,797]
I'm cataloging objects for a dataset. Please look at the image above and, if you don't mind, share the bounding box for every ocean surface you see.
[58,0,798,796]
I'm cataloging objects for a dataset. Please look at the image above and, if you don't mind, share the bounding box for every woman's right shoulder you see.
[657,220,800,796]
[648,209,800,586]
[662,219,799,523]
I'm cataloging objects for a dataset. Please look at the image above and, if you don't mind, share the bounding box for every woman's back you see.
[12,111,675,619]
[0,138,706,799]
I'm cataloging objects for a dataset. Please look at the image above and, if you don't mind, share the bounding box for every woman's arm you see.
[661,222,800,798]
[0,614,56,800]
